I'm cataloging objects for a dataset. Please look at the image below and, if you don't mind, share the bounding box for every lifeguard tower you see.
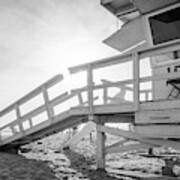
[0,0,180,172]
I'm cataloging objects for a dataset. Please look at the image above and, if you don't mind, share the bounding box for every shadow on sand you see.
[64,148,128,180]
[63,149,180,180]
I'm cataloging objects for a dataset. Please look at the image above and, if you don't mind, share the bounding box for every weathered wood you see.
[15,104,24,134]
[77,93,83,105]
[140,99,180,110]
[87,65,94,119]
[106,138,128,152]
[69,53,132,73]
[133,52,140,110]
[42,86,54,121]
[139,39,180,59]
[134,125,180,139]
[106,143,152,154]
[136,109,180,124]
[29,118,33,128]
[96,119,106,170]
[99,126,180,149]
[140,71,180,84]
[0,74,63,117]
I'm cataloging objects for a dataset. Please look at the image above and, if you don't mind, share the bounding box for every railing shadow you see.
[63,148,134,180]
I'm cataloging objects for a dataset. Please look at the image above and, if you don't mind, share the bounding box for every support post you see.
[96,117,106,170]
[87,65,94,120]
[133,52,140,111]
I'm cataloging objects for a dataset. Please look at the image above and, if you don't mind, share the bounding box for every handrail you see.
[139,39,180,59]
[0,89,88,132]
[69,53,132,73]
[69,40,180,74]
[0,74,63,117]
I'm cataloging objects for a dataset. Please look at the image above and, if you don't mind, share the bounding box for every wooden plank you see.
[87,65,94,119]
[50,92,69,107]
[139,39,180,59]
[140,72,180,84]
[136,109,180,124]
[29,118,33,128]
[106,143,152,154]
[107,169,162,179]
[96,122,106,170]
[77,93,83,105]
[0,120,18,132]
[0,74,63,116]
[42,87,54,121]
[20,105,46,122]
[106,139,128,152]
[94,79,134,90]
[133,52,140,110]
[102,114,134,123]
[69,53,132,74]
[93,103,135,114]
[140,99,180,110]
[134,125,180,139]
[15,104,24,134]
[99,126,180,149]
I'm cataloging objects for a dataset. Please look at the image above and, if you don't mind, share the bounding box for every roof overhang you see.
[103,17,150,53]
[101,0,180,21]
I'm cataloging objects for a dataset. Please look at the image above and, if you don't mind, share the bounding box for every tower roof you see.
[101,0,179,22]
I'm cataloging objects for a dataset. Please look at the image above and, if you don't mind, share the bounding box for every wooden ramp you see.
[1,40,180,176]
[0,71,135,150]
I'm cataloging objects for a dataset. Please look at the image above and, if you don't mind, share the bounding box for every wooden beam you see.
[96,118,106,170]
[133,52,140,111]
[87,65,94,120]
[106,138,128,152]
[15,104,24,135]
[42,86,54,122]
[139,39,180,59]
[106,143,152,154]
[69,53,132,74]
[99,126,180,149]
[0,74,63,116]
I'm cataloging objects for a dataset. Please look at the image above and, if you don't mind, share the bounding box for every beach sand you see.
[1,129,180,180]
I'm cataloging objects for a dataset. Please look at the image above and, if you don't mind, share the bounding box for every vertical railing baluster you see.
[103,87,108,105]
[29,118,33,128]
[15,104,24,134]
[78,93,83,106]
[145,92,149,101]
[42,86,54,122]
[87,64,94,120]
[11,126,16,135]
[133,52,140,111]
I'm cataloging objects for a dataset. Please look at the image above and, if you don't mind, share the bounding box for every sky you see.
[0,0,119,109]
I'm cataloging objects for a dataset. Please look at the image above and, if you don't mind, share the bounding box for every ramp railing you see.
[0,40,180,146]
[0,74,89,144]
[69,40,180,111]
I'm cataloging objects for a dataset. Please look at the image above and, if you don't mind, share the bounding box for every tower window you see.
[149,6,180,45]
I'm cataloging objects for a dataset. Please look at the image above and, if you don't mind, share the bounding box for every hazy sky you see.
[0,0,119,109]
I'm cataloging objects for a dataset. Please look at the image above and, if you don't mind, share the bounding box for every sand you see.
[1,129,180,180]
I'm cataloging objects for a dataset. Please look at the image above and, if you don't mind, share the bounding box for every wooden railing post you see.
[15,104,24,134]
[87,64,94,120]
[42,86,54,122]
[103,87,108,104]
[133,52,140,111]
